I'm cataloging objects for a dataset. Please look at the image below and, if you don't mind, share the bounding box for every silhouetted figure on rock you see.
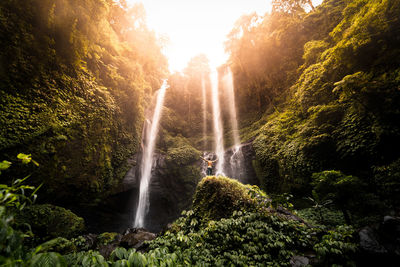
[200,156,218,175]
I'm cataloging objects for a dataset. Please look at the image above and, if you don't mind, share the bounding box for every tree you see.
[272,0,315,13]
[311,170,366,224]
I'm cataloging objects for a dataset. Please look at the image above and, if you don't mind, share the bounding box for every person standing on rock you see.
[200,156,218,176]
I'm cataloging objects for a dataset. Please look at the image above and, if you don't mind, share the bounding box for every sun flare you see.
[126,0,273,71]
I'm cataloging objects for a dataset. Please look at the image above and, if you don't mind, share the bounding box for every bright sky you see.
[126,0,322,72]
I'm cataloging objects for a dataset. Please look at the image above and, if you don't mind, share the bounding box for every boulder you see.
[359,226,387,254]
[120,228,156,249]
[358,216,400,266]
[192,176,259,221]
[290,255,309,267]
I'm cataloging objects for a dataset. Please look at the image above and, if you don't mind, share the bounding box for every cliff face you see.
[0,0,167,206]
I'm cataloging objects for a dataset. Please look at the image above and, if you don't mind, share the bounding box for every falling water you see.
[224,68,241,148]
[134,80,168,228]
[210,70,225,175]
[224,68,245,180]
[201,77,207,149]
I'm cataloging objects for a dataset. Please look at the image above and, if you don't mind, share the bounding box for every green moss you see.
[15,204,84,241]
[97,232,119,246]
[38,237,77,254]
[162,134,201,165]
[192,176,259,221]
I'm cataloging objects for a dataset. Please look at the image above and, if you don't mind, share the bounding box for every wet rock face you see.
[71,154,140,234]
[223,142,259,185]
[146,153,200,232]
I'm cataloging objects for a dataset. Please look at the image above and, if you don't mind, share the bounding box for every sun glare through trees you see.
[125,0,322,71]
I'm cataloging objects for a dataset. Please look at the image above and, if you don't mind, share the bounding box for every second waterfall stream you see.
[134,80,168,228]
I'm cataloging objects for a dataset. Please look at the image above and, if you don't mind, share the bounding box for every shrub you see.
[15,204,85,242]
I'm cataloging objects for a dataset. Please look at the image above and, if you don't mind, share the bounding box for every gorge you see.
[1,0,400,265]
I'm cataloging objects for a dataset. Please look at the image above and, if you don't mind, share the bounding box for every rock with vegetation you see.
[38,237,77,255]
[15,204,85,242]
[142,133,202,232]
[59,176,359,266]
[140,176,358,266]
[192,176,260,221]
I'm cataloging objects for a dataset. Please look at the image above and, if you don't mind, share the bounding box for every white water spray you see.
[224,68,241,149]
[201,77,207,149]
[134,80,168,228]
[210,70,225,175]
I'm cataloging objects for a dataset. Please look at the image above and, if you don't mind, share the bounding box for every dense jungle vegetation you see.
[1,0,400,266]
[0,0,167,206]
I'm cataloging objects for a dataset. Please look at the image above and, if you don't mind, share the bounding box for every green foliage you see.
[156,133,202,212]
[298,207,345,227]
[30,252,67,267]
[64,250,108,267]
[0,155,66,266]
[311,170,382,225]
[15,204,85,242]
[0,160,12,173]
[38,237,77,254]
[270,193,295,211]
[16,153,38,166]
[0,153,41,210]
[0,175,39,211]
[0,0,167,205]
[192,176,259,221]
[71,236,91,251]
[244,0,400,218]
[97,232,119,246]
[0,206,26,265]
[164,135,201,166]
[314,225,357,266]
[373,158,400,207]
[146,210,316,266]
[60,177,359,266]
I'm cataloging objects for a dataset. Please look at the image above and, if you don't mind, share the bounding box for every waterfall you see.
[210,70,225,175]
[201,77,207,150]
[224,68,241,148]
[134,80,168,228]
[224,68,245,180]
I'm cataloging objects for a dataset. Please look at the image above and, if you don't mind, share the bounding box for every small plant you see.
[270,193,294,211]
[0,153,42,210]
[304,190,333,225]
[0,154,66,267]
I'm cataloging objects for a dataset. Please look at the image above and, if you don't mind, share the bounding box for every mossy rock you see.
[16,204,84,241]
[192,176,259,221]
[164,134,201,166]
[38,237,77,254]
[97,232,120,246]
